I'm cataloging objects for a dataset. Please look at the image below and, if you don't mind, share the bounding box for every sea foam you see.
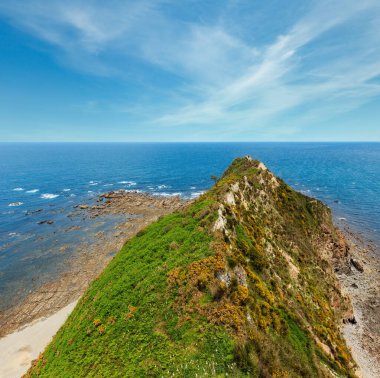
[40,194,59,199]
[153,192,181,197]
[8,202,23,206]
[190,191,205,198]
[118,181,136,186]
[26,189,39,193]
[13,188,24,191]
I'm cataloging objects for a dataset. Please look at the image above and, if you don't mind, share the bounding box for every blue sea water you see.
[0,142,379,310]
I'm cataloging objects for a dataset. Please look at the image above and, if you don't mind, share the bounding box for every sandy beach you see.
[0,301,77,378]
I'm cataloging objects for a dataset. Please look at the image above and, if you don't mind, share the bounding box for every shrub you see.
[93,319,102,327]
[98,325,106,335]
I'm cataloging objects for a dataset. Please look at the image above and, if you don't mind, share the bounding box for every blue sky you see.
[0,0,379,142]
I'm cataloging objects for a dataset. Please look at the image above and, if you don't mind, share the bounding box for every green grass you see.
[28,157,356,377]
[29,203,241,377]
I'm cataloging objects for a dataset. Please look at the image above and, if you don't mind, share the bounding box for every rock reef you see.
[0,192,185,337]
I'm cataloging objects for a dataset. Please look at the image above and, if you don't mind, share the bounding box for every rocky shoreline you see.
[337,226,380,378]
[0,191,186,337]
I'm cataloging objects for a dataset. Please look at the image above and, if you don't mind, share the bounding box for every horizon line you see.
[0,140,379,144]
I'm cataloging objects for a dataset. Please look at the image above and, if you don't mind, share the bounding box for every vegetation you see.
[27,157,355,377]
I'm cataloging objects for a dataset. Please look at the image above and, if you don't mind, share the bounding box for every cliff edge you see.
[27,157,357,377]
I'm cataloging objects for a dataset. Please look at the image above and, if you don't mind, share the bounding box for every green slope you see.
[27,157,356,377]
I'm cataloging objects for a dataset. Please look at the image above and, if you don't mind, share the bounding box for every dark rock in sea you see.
[26,209,43,215]
[64,225,81,232]
[100,192,114,199]
[37,220,54,225]
[350,258,364,272]
[74,204,90,209]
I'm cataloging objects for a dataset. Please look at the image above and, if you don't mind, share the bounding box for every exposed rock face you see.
[209,158,355,357]
[27,157,358,377]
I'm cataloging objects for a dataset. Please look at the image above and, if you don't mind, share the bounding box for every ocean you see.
[0,142,379,310]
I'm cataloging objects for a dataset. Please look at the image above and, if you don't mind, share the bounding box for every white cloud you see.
[0,0,379,137]
[151,0,380,131]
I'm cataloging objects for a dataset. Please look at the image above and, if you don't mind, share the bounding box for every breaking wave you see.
[40,194,59,199]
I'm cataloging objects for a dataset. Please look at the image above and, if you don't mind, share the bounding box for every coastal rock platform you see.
[0,191,186,337]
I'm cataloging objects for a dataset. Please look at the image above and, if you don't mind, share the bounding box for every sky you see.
[0,0,379,142]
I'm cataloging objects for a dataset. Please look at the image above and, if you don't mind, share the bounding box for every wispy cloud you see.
[0,0,379,139]
[153,0,380,130]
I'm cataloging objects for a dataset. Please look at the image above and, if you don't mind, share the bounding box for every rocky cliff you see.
[27,157,356,377]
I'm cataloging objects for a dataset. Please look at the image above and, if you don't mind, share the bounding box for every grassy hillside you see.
[27,157,355,377]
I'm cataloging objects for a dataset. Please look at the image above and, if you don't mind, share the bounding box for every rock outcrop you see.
[26,157,357,377]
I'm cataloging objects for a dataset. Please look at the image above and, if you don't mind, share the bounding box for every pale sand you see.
[0,301,77,378]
